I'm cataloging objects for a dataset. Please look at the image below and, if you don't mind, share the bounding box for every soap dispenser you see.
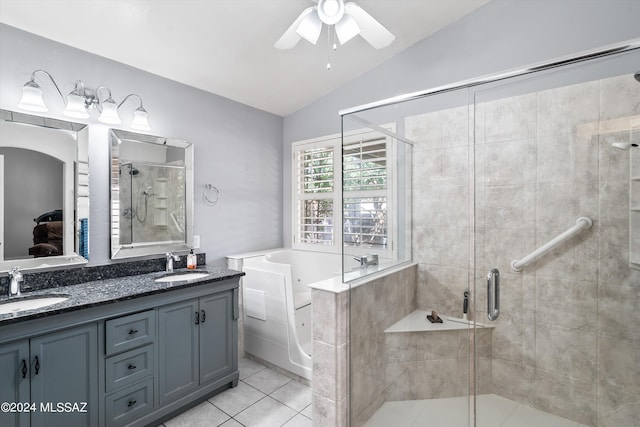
[187,249,197,270]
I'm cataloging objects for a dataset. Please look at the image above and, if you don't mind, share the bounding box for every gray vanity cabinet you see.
[1,274,240,427]
[30,324,98,427]
[158,289,237,406]
[0,324,98,427]
[104,310,157,427]
[158,298,200,405]
[0,341,30,427]
[199,291,236,385]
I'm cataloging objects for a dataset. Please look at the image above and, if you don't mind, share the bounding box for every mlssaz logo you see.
[40,402,88,413]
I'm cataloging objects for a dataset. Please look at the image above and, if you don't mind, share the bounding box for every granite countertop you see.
[0,266,243,326]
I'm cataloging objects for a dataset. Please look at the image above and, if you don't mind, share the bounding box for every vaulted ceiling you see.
[0,0,489,116]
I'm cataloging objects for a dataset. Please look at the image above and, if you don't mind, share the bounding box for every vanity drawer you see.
[105,378,154,427]
[105,310,155,355]
[105,344,154,392]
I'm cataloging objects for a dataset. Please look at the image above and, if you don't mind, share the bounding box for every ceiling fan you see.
[274,0,395,51]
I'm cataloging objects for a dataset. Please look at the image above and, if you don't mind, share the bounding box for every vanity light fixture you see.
[18,69,151,131]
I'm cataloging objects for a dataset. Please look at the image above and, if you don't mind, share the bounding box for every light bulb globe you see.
[18,82,48,112]
[98,99,122,124]
[131,108,151,131]
[64,93,90,119]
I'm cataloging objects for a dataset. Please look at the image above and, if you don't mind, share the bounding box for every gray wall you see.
[2,1,639,265]
[282,0,640,245]
[0,23,284,266]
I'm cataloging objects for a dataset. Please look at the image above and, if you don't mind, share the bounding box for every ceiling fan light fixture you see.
[275,0,395,65]
[344,2,395,49]
[335,14,361,45]
[318,0,345,25]
[296,9,323,45]
[322,0,339,16]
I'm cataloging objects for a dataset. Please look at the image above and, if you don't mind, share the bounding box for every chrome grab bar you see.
[487,268,500,321]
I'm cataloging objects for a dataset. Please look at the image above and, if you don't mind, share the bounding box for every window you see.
[293,142,339,247]
[343,137,388,250]
[292,129,394,255]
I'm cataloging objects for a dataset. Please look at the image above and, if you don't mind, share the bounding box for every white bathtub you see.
[238,249,342,380]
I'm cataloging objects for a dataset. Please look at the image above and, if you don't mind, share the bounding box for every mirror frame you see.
[109,129,193,259]
[0,109,89,272]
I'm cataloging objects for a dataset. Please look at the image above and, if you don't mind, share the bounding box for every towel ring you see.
[203,184,219,206]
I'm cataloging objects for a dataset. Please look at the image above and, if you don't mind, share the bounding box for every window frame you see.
[292,138,342,251]
[291,126,396,259]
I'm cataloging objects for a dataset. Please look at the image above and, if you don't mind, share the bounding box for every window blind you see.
[294,145,335,245]
[343,137,388,249]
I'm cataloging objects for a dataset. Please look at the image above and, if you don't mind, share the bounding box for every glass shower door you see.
[342,43,640,427]
[473,49,640,427]
[345,87,476,427]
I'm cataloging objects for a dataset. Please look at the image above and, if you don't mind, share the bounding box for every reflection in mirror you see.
[110,129,193,259]
[0,109,89,272]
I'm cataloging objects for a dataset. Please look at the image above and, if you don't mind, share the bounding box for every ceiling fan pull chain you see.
[327,26,332,70]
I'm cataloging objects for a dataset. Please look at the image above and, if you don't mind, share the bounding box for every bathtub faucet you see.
[354,254,379,269]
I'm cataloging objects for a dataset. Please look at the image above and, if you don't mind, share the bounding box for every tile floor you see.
[160,358,312,427]
[364,394,589,427]
[160,360,588,427]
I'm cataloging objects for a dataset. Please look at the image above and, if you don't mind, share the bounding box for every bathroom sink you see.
[0,294,69,315]
[155,272,210,283]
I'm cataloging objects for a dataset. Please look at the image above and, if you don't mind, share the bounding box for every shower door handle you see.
[487,268,500,321]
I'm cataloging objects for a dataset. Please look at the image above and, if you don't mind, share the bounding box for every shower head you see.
[612,142,639,150]
[635,71,640,83]
[129,167,139,175]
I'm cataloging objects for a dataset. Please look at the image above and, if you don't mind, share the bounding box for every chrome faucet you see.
[354,254,379,269]
[165,252,180,272]
[354,255,369,269]
[8,266,23,297]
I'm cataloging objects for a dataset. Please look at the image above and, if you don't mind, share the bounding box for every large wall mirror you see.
[0,109,89,272]
[110,129,193,259]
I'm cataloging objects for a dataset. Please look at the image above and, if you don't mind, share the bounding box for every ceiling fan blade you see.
[335,14,361,45]
[296,7,323,45]
[344,2,395,49]
[275,7,316,49]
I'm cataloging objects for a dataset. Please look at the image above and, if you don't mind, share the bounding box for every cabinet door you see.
[199,290,236,384]
[0,341,30,427]
[158,299,199,405]
[29,324,98,427]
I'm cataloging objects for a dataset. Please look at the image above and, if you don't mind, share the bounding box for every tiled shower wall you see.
[119,164,186,244]
[348,265,417,427]
[405,73,640,426]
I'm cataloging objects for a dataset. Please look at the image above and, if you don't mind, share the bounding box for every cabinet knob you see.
[127,364,137,370]
[128,329,138,335]
[127,399,137,407]
[34,356,40,375]
[201,310,206,323]
[195,311,200,325]
[21,359,28,379]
